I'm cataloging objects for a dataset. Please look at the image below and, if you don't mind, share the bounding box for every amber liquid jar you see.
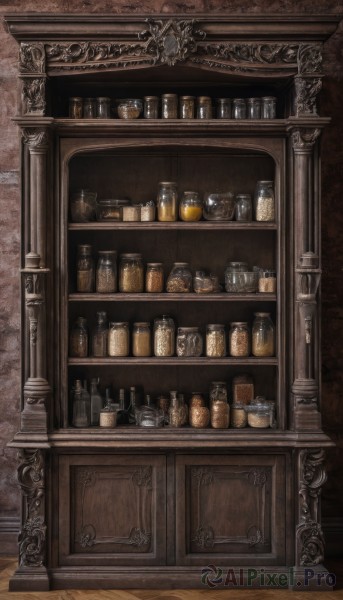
[157,182,178,222]
[76,244,94,293]
[69,97,83,119]
[132,322,151,357]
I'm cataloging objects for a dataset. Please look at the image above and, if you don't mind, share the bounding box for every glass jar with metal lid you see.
[96,97,111,118]
[91,311,108,358]
[206,324,226,357]
[70,317,88,358]
[258,269,277,293]
[197,96,212,119]
[132,322,151,357]
[96,250,117,293]
[211,400,230,428]
[245,396,275,428]
[247,97,261,119]
[119,253,144,292]
[209,381,227,406]
[252,312,275,357]
[108,322,129,357]
[176,327,203,357]
[166,262,192,293]
[83,97,96,118]
[235,193,252,222]
[145,262,164,293]
[216,98,231,119]
[157,181,178,222]
[261,96,276,119]
[144,96,159,119]
[69,97,83,119]
[179,191,202,222]
[76,244,94,293]
[254,180,275,222]
[233,98,247,119]
[154,315,175,357]
[180,96,195,119]
[161,94,178,119]
[229,322,250,357]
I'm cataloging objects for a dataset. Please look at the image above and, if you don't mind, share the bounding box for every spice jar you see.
[193,271,219,294]
[258,270,277,293]
[119,253,144,292]
[245,397,274,428]
[179,191,203,221]
[168,391,184,427]
[232,374,254,405]
[144,96,159,119]
[216,98,231,119]
[132,322,151,357]
[70,317,88,357]
[145,263,164,293]
[96,198,130,221]
[162,94,178,119]
[96,251,117,293]
[247,97,261,119]
[231,403,247,428]
[197,96,212,119]
[140,201,156,222]
[211,400,229,428]
[226,261,249,272]
[252,312,275,357]
[96,97,111,118]
[154,315,175,357]
[69,97,83,119]
[76,244,94,293]
[190,405,210,428]
[83,97,96,118]
[108,322,129,357]
[206,324,226,357]
[235,194,252,222]
[209,381,227,406]
[117,99,142,119]
[262,96,276,119]
[254,180,275,222]
[166,262,192,293]
[91,311,108,357]
[176,327,203,357]
[229,322,250,357]
[123,205,141,222]
[180,96,195,119]
[157,181,178,221]
[99,391,117,428]
[233,98,247,119]
[70,189,97,223]
[190,392,206,408]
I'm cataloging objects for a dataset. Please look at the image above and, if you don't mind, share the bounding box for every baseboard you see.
[322,517,343,557]
[0,516,20,556]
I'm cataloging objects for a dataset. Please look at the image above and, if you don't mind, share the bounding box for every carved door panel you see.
[176,454,286,566]
[58,454,166,566]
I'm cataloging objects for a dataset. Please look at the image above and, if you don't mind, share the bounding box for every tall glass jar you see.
[96,97,111,118]
[154,315,175,357]
[132,322,151,357]
[211,399,229,428]
[180,96,195,119]
[252,312,275,357]
[166,262,192,293]
[96,250,117,293]
[161,94,178,119]
[197,96,212,119]
[72,380,91,427]
[209,381,227,406]
[254,180,275,222]
[70,317,88,357]
[76,244,94,292]
[119,253,144,292]
[90,378,103,426]
[233,98,247,119]
[216,98,231,119]
[157,181,178,222]
[176,327,203,357]
[179,191,202,222]
[262,96,276,119]
[144,96,159,119]
[83,97,96,118]
[108,321,129,357]
[168,391,183,427]
[206,324,226,357]
[91,311,108,357]
[145,262,164,293]
[235,194,252,222]
[247,97,261,119]
[69,97,83,119]
[229,322,250,357]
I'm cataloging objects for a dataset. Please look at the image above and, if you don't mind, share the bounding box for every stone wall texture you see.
[0,0,342,551]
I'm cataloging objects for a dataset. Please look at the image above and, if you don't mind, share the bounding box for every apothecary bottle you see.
[144,96,159,119]
[197,96,212,119]
[206,324,226,357]
[145,262,164,293]
[70,317,88,357]
[216,98,231,119]
[229,322,250,357]
[235,194,252,221]
[91,311,108,357]
[161,94,178,119]
[261,96,276,119]
[179,191,202,222]
[254,180,275,222]
[108,321,129,357]
[119,253,144,292]
[180,96,195,119]
[83,97,96,118]
[69,97,83,119]
[157,181,178,222]
[96,251,117,293]
[72,380,91,427]
[90,378,103,426]
[154,315,175,357]
[132,322,151,357]
[96,97,111,118]
[166,262,192,293]
[233,98,247,119]
[252,312,275,357]
[76,244,94,292]
[247,97,261,119]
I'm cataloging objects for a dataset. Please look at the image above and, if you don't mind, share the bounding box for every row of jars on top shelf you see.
[70,181,275,223]
[70,313,275,358]
[69,95,277,120]
[76,249,276,295]
[71,379,275,430]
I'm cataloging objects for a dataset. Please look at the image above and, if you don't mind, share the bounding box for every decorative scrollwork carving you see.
[29,318,38,346]
[192,467,214,486]
[248,468,268,486]
[22,128,49,149]
[46,40,151,71]
[291,128,321,151]
[24,273,41,295]
[128,527,151,547]
[294,77,322,116]
[132,466,152,488]
[19,43,46,74]
[79,524,96,548]
[19,516,46,567]
[247,525,264,546]
[297,520,325,566]
[297,44,322,74]
[193,525,215,549]
[139,18,206,66]
[22,77,46,115]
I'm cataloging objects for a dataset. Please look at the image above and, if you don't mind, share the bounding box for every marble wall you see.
[0,0,342,553]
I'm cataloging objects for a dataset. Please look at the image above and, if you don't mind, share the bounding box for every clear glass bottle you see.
[91,311,108,357]
[154,315,175,357]
[235,193,252,222]
[229,322,250,357]
[83,97,96,118]
[108,321,129,357]
[128,386,138,425]
[166,262,192,293]
[233,98,247,119]
[206,324,226,357]
[96,97,111,118]
[247,97,261,119]
[180,96,195,119]
[144,96,159,119]
[252,312,275,357]
[90,378,103,426]
[132,322,151,357]
[156,181,178,222]
[179,191,202,222]
[72,379,91,427]
[69,316,88,357]
[176,327,203,357]
[161,94,178,119]
[262,96,276,119]
[76,244,94,292]
[119,253,144,292]
[96,250,117,293]
[216,98,231,119]
[69,97,83,119]
[254,180,275,222]
[70,189,97,223]
[145,262,164,293]
[197,96,212,119]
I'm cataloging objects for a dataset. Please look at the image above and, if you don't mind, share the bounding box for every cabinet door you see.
[175,454,286,566]
[58,454,166,566]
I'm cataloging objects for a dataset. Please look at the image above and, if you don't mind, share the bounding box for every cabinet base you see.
[9,566,50,591]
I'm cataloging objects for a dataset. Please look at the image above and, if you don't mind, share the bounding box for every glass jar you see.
[232,374,254,405]
[122,204,141,222]
[96,97,111,118]
[254,180,275,222]
[90,378,103,426]
[157,181,178,222]
[91,311,108,357]
[233,98,247,119]
[144,96,159,119]
[203,192,235,221]
[258,270,277,293]
[166,262,192,293]
[225,269,258,293]
[76,244,94,293]
[96,198,130,222]
[70,189,97,223]
[176,327,203,357]
[252,312,275,357]
[179,191,202,222]
[156,395,170,423]
[189,392,205,408]
[132,322,151,357]
[161,94,178,119]
[245,397,274,428]
[231,403,247,428]
[140,201,156,222]
[211,400,229,429]
[229,322,250,357]
[209,381,227,406]
[226,261,249,272]
[190,405,210,428]
[216,98,231,119]
[154,315,175,357]
[117,99,142,119]
[108,321,129,357]
[69,97,83,119]
[72,380,91,427]
[235,193,252,222]
[145,262,164,293]
[206,324,226,358]
[168,391,185,427]
[180,96,195,119]
[193,271,219,294]
[262,96,276,119]
[96,250,117,293]
[119,253,144,293]
[247,97,261,119]
[83,97,96,118]
[197,96,212,119]
[70,317,88,357]
[99,390,117,428]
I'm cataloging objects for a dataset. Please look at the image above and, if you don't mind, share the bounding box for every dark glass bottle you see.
[91,311,108,357]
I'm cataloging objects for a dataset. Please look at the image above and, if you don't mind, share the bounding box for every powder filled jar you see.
[145,262,164,293]
[179,191,203,222]
[190,405,210,428]
[229,322,250,357]
[162,94,178,119]
[211,400,229,429]
[180,96,195,119]
[252,312,275,357]
[119,253,144,293]
[154,315,175,357]
[132,322,151,357]
[206,324,226,358]
[197,96,212,119]
[108,322,129,357]
[231,403,247,428]
[157,181,178,222]
[254,180,275,222]
[76,244,94,293]
[96,250,117,293]
[258,270,277,293]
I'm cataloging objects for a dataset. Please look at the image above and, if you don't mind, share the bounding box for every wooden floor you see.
[1,558,343,599]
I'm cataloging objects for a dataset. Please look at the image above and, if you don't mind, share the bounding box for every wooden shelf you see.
[69,221,278,231]
[68,357,278,366]
[69,292,277,302]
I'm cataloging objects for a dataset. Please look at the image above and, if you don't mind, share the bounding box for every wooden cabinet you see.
[4,12,340,591]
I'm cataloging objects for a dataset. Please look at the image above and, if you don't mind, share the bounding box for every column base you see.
[22,378,49,432]
[9,566,50,591]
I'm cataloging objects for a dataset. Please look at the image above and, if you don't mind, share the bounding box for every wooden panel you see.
[58,454,166,566]
[175,454,286,566]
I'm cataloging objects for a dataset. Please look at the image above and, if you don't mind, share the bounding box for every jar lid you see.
[98,250,117,255]
[98,199,130,206]
[146,262,163,267]
[77,244,92,252]
[207,324,225,330]
[158,181,177,185]
[133,321,151,327]
[254,312,271,317]
[256,180,273,185]
[180,95,195,100]
[172,262,190,267]
[120,253,143,259]
[70,97,83,101]
[233,98,245,102]
[109,321,129,327]
[261,96,277,101]
[76,316,87,324]
[144,95,159,100]
[226,261,249,269]
[236,193,251,199]
[197,96,211,102]
[216,97,231,103]
[230,321,248,327]
[260,270,276,277]
[178,327,200,333]
[84,97,96,102]
[162,94,177,98]
[247,97,261,103]
[97,97,111,101]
